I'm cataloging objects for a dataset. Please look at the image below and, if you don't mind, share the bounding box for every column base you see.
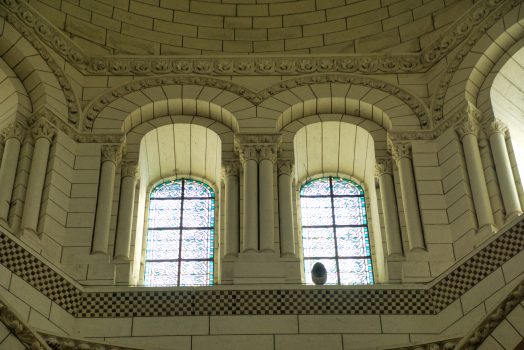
[17,227,38,238]
[475,224,497,247]
[505,211,522,226]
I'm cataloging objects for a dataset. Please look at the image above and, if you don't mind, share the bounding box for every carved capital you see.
[31,119,56,142]
[238,145,258,164]
[467,101,484,123]
[1,122,26,142]
[121,161,139,179]
[375,159,393,177]
[455,117,479,140]
[391,142,412,162]
[485,119,508,139]
[222,160,240,178]
[277,160,295,176]
[101,145,123,165]
[259,145,277,162]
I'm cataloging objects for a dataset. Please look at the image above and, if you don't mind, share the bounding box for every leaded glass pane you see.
[180,261,213,286]
[144,179,214,287]
[336,227,370,257]
[302,227,336,258]
[304,258,339,285]
[181,230,214,259]
[300,197,333,226]
[144,261,179,287]
[148,199,182,228]
[300,178,331,196]
[333,197,366,225]
[151,181,182,198]
[300,177,373,285]
[146,230,180,260]
[338,259,373,285]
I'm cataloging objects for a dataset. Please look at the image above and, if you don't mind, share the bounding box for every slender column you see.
[0,122,26,221]
[456,117,497,235]
[20,120,56,235]
[259,145,277,253]
[222,160,240,257]
[92,145,122,255]
[392,143,425,251]
[239,146,258,253]
[485,120,522,223]
[114,161,139,260]
[375,159,403,257]
[278,160,295,257]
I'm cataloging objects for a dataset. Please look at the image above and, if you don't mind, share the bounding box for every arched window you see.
[300,177,373,285]
[144,179,215,286]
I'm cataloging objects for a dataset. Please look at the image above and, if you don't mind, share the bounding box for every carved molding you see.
[29,106,125,144]
[31,119,56,142]
[375,158,394,177]
[455,278,524,350]
[42,333,145,350]
[82,74,429,131]
[278,160,295,177]
[0,0,80,127]
[384,339,459,350]
[1,121,26,142]
[121,161,139,179]
[391,142,412,162]
[0,301,50,350]
[222,160,241,178]
[485,119,508,138]
[101,145,123,165]
[0,0,514,80]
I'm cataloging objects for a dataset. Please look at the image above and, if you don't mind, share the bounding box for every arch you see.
[263,78,427,131]
[0,57,31,129]
[0,20,76,124]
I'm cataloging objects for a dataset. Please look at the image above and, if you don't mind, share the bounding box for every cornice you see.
[0,0,515,78]
[0,300,51,350]
[454,277,524,349]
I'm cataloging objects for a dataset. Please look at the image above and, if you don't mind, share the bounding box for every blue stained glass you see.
[151,181,182,198]
[300,177,373,285]
[144,179,214,287]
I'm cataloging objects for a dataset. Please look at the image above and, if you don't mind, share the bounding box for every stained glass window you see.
[300,177,373,285]
[144,179,214,287]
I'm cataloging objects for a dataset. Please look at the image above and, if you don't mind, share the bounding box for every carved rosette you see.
[222,160,240,178]
[101,145,123,165]
[391,143,412,162]
[121,161,139,179]
[1,121,26,142]
[31,120,56,142]
[277,160,295,177]
[455,117,479,140]
[375,159,393,178]
[484,119,508,139]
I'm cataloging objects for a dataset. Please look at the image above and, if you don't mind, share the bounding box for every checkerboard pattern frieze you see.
[430,221,524,312]
[0,232,82,314]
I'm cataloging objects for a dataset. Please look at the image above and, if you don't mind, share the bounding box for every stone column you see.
[92,145,122,255]
[114,161,138,260]
[485,120,522,223]
[375,158,403,257]
[20,120,56,235]
[0,122,26,222]
[222,160,240,257]
[239,146,258,253]
[259,145,277,253]
[456,117,497,236]
[392,142,425,252]
[278,160,295,257]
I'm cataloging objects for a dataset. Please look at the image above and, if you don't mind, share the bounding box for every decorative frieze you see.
[1,121,26,142]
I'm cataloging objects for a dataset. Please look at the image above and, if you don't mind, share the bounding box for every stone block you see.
[62,2,91,21]
[383,11,413,31]
[236,29,267,41]
[184,37,222,51]
[129,1,173,21]
[389,0,422,16]
[346,8,388,29]
[225,17,252,29]
[268,26,301,40]
[238,4,269,16]
[326,0,381,20]
[270,0,316,16]
[355,28,401,52]
[155,19,197,37]
[113,8,153,29]
[254,16,283,28]
[299,315,381,333]
[65,17,107,45]
[210,315,298,335]
[283,10,326,27]
[461,268,505,314]
[325,22,382,45]
[192,335,273,350]
[106,30,160,54]
[191,1,236,16]
[9,275,51,317]
[76,317,133,337]
[303,19,345,36]
[132,316,209,336]
[399,15,434,42]
[275,334,343,350]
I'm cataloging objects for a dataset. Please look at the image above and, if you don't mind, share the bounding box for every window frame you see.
[142,178,216,287]
[299,176,374,285]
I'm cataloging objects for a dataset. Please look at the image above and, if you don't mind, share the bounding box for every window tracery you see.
[300,177,373,285]
[144,179,215,287]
